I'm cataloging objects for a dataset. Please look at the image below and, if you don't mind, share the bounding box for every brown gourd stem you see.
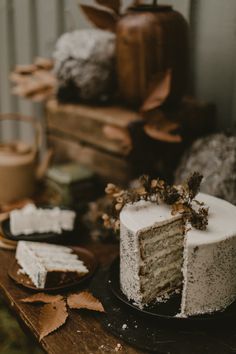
[153,0,158,6]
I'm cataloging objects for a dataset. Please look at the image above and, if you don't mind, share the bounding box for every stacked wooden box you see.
[46,100,144,185]
[46,98,215,185]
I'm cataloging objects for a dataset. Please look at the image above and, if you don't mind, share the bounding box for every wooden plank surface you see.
[0,243,146,354]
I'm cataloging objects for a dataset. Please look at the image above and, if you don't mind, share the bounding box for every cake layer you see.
[120,203,185,307]
[141,234,183,259]
[139,249,183,276]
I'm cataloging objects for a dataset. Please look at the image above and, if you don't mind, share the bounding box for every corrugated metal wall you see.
[0,0,90,140]
[0,0,236,138]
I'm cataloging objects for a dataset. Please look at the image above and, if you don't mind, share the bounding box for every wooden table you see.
[0,243,146,354]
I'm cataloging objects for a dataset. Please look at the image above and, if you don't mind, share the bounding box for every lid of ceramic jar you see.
[130,0,172,12]
[0,141,35,166]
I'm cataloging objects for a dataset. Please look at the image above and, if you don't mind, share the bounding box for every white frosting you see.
[187,194,236,245]
[120,201,181,233]
[120,193,236,317]
[10,204,76,236]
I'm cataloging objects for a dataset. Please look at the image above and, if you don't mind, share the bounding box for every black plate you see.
[109,258,236,324]
[2,206,77,243]
[90,264,236,353]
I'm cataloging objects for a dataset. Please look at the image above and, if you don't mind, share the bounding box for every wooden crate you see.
[46,100,142,157]
[46,98,216,184]
[48,132,132,185]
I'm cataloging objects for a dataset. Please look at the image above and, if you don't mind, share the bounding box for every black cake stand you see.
[90,259,236,354]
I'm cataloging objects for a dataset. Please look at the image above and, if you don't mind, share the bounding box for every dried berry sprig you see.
[102,172,209,232]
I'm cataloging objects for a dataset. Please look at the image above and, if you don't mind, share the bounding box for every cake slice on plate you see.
[10,204,76,236]
[16,241,88,288]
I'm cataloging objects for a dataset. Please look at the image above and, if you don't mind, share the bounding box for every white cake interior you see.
[120,201,185,307]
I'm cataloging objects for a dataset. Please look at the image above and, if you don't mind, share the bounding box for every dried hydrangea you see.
[103,172,209,232]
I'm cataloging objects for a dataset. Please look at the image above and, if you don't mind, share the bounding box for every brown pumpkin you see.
[116,4,189,108]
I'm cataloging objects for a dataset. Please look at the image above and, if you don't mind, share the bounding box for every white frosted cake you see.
[10,204,76,236]
[120,193,236,317]
[16,241,88,288]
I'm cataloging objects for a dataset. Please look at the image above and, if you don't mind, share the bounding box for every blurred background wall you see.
[0,0,236,138]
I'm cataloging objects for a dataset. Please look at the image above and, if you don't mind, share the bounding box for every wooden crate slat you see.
[47,100,141,156]
[48,132,132,185]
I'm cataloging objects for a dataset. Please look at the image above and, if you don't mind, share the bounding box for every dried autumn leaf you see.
[67,292,105,313]
[95,0,120,14]
[80,5,118,32]
[144,123,182,143]
[39,300,68,340]
[21,293,63,304]
[141,70,172,112]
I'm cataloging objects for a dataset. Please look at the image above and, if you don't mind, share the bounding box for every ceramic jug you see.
[116,0,189,107]
[0,114,51,204]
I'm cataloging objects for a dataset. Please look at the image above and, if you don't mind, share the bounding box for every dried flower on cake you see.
[186,172,203,200]
[188,207,209,231]
[103,172,208,232]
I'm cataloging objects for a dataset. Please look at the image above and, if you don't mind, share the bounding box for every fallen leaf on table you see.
[67,291,105,313]
[21,293,63,304]
[39,300,68,340]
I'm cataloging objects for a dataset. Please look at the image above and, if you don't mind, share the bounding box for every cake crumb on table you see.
[122,324,127,330]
